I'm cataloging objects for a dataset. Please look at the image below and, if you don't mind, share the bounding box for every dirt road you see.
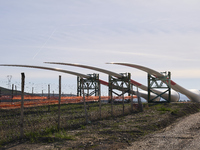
[123,112,200,150]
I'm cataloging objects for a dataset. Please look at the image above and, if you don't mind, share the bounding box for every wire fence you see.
[0,73,140,146]
[0,94,138,145]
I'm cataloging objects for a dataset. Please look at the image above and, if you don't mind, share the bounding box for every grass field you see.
[0,100,134,147]
[1,102,200,149]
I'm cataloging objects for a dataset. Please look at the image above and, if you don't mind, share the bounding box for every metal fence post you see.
[48,84,50,99]
[98,82,101,119]
[131,84,133,112]
[109,75,113,117]
[48,84,50,111]
[20,72,25,138]
[81,78,89,124]
[137,87,143,112]
[15,85,17,96]
[122,83,124,116]
[58,75,61,131]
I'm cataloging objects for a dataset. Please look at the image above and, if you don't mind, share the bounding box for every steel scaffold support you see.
[108,73,131,116]
[77,74,100,96]
[148,71,171,103]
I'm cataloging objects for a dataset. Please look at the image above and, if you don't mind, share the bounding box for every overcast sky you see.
[0,0,200,94]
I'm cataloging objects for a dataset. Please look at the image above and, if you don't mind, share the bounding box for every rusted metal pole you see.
[20,73,25,138]
[58,75,61,131]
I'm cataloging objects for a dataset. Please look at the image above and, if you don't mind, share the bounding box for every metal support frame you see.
[77,74,100,96]
[148,71,171,103]
[108,73,131,116]
[108,73,131,100]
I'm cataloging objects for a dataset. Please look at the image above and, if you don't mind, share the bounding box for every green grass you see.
[157,107,172,111]
[0,102,134,145]
[80,125,86,129]
[1,102,200,149]
[54,130,75,140]
[170,108,179,115]
[2,102,200,148]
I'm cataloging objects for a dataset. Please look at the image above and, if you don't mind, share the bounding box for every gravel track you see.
[123,112,200,150]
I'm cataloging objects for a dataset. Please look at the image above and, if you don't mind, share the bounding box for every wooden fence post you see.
[81,78,89,124]
[98,82,101,119]
[122,84,124,116]
[131,84,133,112]
[48,84,50,111]
[48,84,50,99]
[15,85,17,96]
[109,75,113,117]
[137,87,143,112]
[20,72,25,138]
[58,75,61,131]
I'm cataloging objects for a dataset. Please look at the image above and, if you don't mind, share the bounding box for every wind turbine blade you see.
[108,62,200,102]
[44,62,123,78]
[44,62,163,101]
[0,64,161,101]
[0,64,90,79]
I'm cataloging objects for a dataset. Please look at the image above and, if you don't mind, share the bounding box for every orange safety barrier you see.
[0,95,137,109]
